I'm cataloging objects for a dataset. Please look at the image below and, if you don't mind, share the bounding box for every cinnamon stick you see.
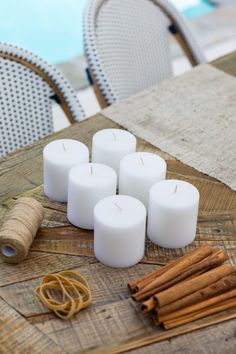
[141,297,156,314]
[141,267,208,315]
[128,264,170,294]
[140,249,225,311]
[134,248,225,302]
[154,264,235,307]
[159,288,236,323]
[128,245,212,293]
[162,297,236,329]
[156,273,236,317]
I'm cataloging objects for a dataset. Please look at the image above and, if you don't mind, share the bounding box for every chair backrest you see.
[83,0,206,106]
[0,43,85,157]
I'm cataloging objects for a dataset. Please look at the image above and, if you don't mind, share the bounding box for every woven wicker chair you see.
[83,0,206,107]
[0,43,85,157]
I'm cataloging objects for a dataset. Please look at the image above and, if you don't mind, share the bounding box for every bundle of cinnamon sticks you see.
[128,245,236,329]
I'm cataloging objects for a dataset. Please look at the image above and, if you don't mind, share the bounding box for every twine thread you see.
[0,197,44,263]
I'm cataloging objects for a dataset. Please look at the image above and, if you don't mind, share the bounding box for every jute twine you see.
[35,270,92,319]
[0,197,44,263]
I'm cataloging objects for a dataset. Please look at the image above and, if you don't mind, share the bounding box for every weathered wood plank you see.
[29,299,151,354]
[0,297,65,354]
[95,310,236,354]
[0,262,157,317]
[0,251,95,287]
[29,302,236,354]
[31,227,236,265]
[212,51,236,77]
[1,260,236,354]
[1,274,236,354]
[127,313,236,354]
[1,155,235,264]
[32,226,94,256]
[27,174,235,263]
[0,53,235,354]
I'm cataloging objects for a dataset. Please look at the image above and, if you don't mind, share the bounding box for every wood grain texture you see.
[0,54,235,353]
[16,161,236,265]
[212,51,236,77]
[0,297,65,354]
[2,154,235,265]
[31,226,236,265]
[127,314,236,354]
[0,262,156,317]
[0,251,95,287]
[1,262,236,354]
[29,306,236,354]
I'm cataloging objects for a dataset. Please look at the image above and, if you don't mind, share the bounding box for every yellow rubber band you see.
[35,270,92,319]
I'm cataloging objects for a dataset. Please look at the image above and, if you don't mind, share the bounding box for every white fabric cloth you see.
[103,64,236,191]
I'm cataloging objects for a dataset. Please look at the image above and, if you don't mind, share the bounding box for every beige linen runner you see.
[103,64,236,190]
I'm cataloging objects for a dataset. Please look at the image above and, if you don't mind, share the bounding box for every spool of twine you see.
[0,197,44,263]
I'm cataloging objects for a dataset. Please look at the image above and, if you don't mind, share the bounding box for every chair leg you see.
[92,83,108,109]
[168,24,197,67]
[173,31,197,67]
[87,65,108,108]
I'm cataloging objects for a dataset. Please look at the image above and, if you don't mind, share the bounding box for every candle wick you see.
[113,132,117,141]
[174,185,178,194]
[114,203,122,212]
[140,155,144,165]
[62,143,66,152]
[90,166,93,175]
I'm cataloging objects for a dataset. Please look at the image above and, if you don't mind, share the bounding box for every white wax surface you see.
[119,152,166,207]
[92,129,136,174]
[94,195,146,268]
[147,179,200,248]
[43,139,89,202]
[67,163,117,229]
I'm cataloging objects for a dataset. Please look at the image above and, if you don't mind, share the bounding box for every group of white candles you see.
[43,129,200,268]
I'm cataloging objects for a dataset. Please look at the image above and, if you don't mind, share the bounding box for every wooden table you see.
[0,52,236,354]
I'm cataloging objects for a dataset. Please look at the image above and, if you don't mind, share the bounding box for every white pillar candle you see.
[94,195,146,268]
[119,152,167,208]
[67,163,117,230]
[92,129,136,174]
[147,179,200,248]
[43,139,89,202]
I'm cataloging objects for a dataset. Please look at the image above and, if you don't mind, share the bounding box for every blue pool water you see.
[182,0,214,18]
[0,0,87,64]
[0,0,214,64]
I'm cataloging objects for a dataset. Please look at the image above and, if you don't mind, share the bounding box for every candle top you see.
[150,179,199,208]
[69,163,117,188]
[94,195,146,228]
[120,152,166,177]
[43,139,89,165]
[93,129,136,151]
